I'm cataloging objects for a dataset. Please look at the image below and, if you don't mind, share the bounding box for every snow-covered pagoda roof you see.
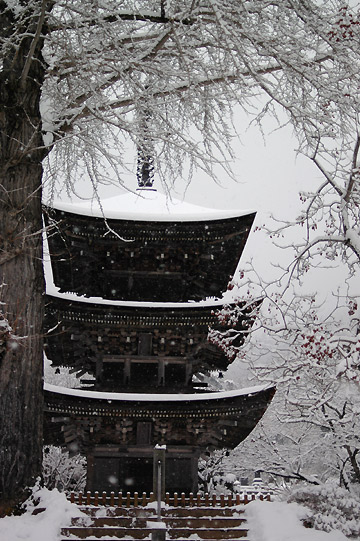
[44,193,256,302]
[44,383,275,450]
[44,293,258,376]
[45,287,232,309]
[49,190,255,223]
[44,382,272,402]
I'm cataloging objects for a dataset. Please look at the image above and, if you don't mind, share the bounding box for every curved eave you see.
[45,292,247,316]
[46,198,256,223]
[43,206,256,302]
[44,384,275,450]
[44,383,275,420]
[44,382,272,403]
[43,205,256,240]
[44,294,261,374]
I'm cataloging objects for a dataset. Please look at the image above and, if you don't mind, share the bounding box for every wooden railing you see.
[68,490,271,507]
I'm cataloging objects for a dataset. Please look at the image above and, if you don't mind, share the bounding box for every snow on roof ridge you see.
[47,191,256,222]
[45,289,233,309]
[44,382,273,402]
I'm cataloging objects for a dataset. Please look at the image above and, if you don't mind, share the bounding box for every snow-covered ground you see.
[0,486,351,541]
[0,485,87,541]
[245,500,348,541]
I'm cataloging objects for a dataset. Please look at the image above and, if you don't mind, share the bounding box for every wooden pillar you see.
[185,360,193,385]
[158,359,165,386]
[86,451,95,491]
[124,358,131,384]
[191,456,199,493]
[96,356,103,384]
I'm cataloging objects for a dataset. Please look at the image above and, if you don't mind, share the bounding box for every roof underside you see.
[44,384,275,451]
[44,206,256,302]
[44,294,258,375]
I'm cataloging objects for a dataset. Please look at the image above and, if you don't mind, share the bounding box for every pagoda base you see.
[87,445,199,494]
[44,383,275,495]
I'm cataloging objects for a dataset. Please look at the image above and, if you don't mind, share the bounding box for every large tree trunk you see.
[0,2,48,514]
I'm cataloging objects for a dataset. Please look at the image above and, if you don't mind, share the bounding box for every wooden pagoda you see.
[43,191,275,493]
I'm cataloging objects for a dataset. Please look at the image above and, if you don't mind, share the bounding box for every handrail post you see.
[157,459,162,520]
[153,444,166,503]
[152,444,166,541]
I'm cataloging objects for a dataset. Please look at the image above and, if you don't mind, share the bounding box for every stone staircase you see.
[61,505,249,540]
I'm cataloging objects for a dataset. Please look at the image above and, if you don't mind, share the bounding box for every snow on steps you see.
[61,505,249,540]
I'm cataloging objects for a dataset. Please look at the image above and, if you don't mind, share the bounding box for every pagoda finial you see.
[136,103,155,189]
[137,146,154,188]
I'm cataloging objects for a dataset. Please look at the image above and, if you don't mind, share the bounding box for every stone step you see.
[61,526,248,539]
[71,516,138,527]
[77,506,245,518]
[76,506,153,518]
[60,535,249,541]
[86,516,246,528]
[63,504,249,541]
[163,507,245,518]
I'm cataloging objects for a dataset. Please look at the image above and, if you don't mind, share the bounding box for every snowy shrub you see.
[192,371,237,392]
[211,472,238,495]
[198,449,232,494]
[42,446,86,493]
[286,483,360,538]
[44,355,84,388]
